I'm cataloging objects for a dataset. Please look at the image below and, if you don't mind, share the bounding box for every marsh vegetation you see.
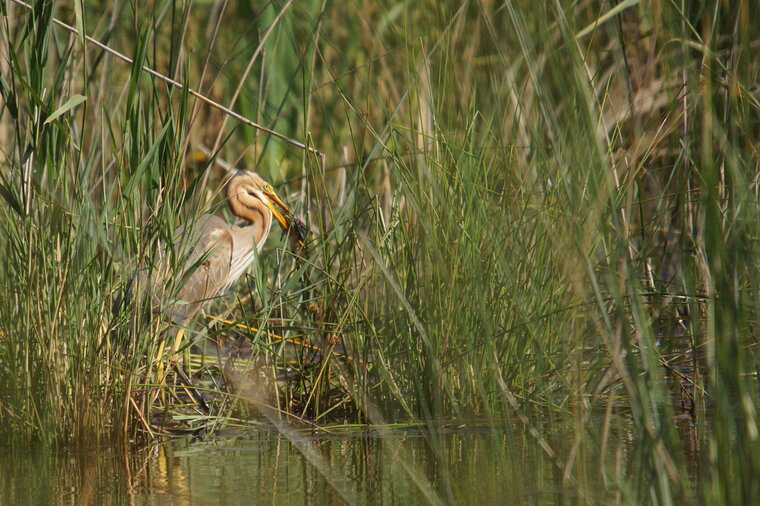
[1,0,759,502]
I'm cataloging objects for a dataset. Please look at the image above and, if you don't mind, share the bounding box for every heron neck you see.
[228,191,272,250]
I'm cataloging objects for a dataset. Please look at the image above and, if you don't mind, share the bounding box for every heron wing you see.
[169,215,234,323]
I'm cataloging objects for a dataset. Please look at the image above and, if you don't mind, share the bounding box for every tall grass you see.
[1,0,759,502]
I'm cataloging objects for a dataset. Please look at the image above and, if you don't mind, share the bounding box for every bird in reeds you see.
[154,169,303,324]
[116,170,305,411]
[119,169,304,329]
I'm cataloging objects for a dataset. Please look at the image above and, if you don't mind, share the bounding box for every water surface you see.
[1,423,582,505]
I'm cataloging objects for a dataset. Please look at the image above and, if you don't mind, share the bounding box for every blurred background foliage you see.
[1,0,760,502]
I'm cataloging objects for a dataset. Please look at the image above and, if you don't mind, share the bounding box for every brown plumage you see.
[143,170,298,324]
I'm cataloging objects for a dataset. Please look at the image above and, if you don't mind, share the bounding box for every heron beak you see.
[262,190,291,232]
[263,189,307,248]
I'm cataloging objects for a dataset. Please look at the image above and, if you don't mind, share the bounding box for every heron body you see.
[147,170,296,324]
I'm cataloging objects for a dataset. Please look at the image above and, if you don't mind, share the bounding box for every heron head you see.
[229,170,306,246]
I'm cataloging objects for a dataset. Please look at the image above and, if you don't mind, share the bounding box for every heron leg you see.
[170,327,185,357]
[154,337,168,406]
[172,363,210,413]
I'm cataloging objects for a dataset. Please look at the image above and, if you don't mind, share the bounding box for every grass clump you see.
[1,0,760,502]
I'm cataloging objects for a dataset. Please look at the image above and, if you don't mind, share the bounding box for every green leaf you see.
[44,94,87,125]
[74,0,85,47]
[0,183,23,217]
[575,0,642,39]
[0,72,18,119]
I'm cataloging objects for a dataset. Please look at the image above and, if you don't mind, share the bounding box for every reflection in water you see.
[1,424,625,504]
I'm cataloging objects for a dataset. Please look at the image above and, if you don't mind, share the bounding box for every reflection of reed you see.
[1,425,556,503]
[676,412,700,480]
[153,444,192,504]
[74,450,95,506]
[119,441,193,506]
[0,447,135,504]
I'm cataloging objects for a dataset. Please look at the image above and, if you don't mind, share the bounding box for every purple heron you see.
[142,169,302,325]
[111,170,304,411]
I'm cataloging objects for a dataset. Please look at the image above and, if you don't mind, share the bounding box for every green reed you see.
[1,0,759,502]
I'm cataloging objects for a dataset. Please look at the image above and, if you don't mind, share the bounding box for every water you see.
[0,424,577,505]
